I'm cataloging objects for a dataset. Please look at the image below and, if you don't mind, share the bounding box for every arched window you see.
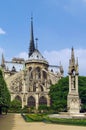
[43,71,47,79]
[27,96,35,107]
[11,66,16,72]
[29,67,32,72]
[29,67,33,79]
[39,96,47,105]
[36,67,41,79]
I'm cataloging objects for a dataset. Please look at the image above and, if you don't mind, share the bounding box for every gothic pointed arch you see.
[39,85,44,92]
[27,96,36,107]
[39,96,47,105]
[43,70,47,79]
[28,67,33,79]
[29,67,32,71]
[36,67,41,79]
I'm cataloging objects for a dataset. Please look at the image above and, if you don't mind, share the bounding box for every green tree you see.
[79,76,86,112]
[10,99,22,113]
[49,76,86,113]
[0,69,11,114]
[49,77,69,112]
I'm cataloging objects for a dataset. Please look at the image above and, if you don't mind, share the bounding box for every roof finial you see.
[71,46,75,65]
[35,38,38,50]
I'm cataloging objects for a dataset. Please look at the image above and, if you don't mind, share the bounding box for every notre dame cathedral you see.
[0,18,64,110]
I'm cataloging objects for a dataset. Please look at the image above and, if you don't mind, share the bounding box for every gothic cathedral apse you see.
[0,18,64,109]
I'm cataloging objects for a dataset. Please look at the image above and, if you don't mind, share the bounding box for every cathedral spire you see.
[28,16,35,57]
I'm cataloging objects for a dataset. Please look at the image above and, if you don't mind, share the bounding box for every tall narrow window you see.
[28,96,35,107]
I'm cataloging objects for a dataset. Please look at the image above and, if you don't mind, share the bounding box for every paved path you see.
[0,113,86,130]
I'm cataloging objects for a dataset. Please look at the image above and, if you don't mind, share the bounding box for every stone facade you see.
[67,47,80,114]
[0,18,64,109]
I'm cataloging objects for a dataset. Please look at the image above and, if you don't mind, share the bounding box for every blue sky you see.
[0,0,86,75]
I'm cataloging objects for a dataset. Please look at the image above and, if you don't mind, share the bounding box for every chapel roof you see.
[29,49,45,60]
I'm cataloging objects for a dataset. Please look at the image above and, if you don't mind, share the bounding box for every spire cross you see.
[31,15,33,21]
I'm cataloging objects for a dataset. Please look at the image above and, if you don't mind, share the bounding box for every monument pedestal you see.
[67,94,80,114]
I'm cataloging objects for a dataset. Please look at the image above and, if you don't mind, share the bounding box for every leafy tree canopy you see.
[0,69,11,114]
[10,99,22,113]
[49,76,86,112]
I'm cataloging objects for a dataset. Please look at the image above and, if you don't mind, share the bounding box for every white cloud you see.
[43,48,86,76]
[0,28,6,35]
[18,52,28,60]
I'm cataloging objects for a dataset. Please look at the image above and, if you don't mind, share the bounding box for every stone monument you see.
[67,47,80,114]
